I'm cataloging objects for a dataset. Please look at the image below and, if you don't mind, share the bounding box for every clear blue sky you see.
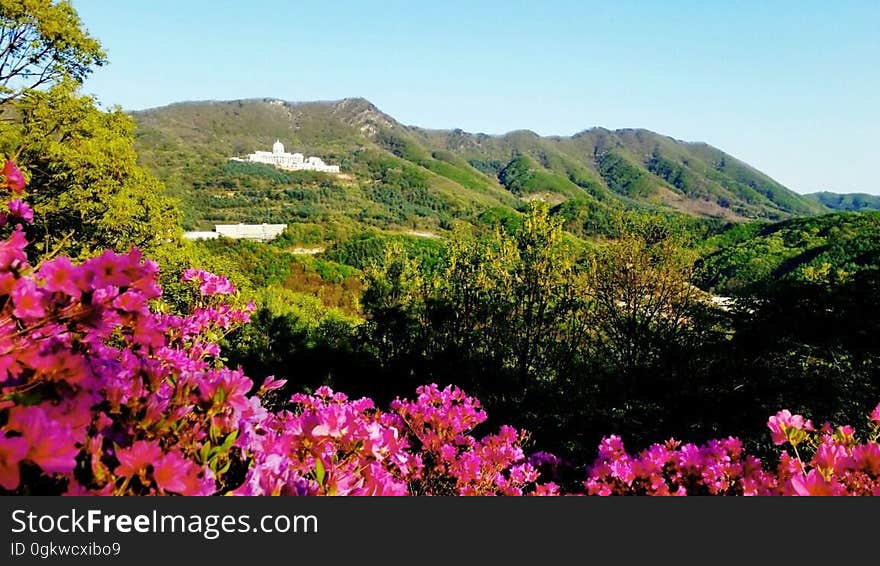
[72,0,879,194]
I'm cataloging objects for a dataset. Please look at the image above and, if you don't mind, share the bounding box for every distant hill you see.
[131,97,826,233]
[697,211,880,295]
[804,191,880,212]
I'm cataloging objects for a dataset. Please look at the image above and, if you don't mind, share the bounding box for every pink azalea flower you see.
[11,279,48,320]
[850,443,880,475]
[115,440,163,478]
[870,403,880,424]
[6,199,33,223]
[790,469,844,496]
[260,375,287,392]
[0,227,28,271]
[181,268,236,296]
[767,410,814,446]
[86,250,133,289]
[813,442,848,475]
[6,406,80,475]
[200,369,253,412]
[111,290,148,313]
[2,161,26,193]
[153,451,204,494]
[0,436,28,491]
[532,482,560,496]
[38,256,83,298]
[834,425,856,444]
[132,320,166,349]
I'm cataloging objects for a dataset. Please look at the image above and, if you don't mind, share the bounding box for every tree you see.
[0,81,180,258]
[437,204,587,389]
[361,241,428,372]
[586,215,706,376]
[570,214,737,453]
[0,1,177,259]
[0,0,105,103]
[358,204,592,438]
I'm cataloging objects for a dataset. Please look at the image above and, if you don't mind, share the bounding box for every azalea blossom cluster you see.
[181,268,237,297]
[766,407,880,495]
[392,384,556,495]
[584,407,880,496]
[2,158,879,496]
[0,161,30,227]
[0,160,255,494]
[235,386,417,496]
[218,382,554,496]
[584,435,777,495]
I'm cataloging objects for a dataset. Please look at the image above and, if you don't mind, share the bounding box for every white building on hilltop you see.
[234,140,340,173]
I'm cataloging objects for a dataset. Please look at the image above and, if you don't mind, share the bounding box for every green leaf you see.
[209,422,222,443]
[314,458,325,486]
[199,442,212,464]
[220,430,239,451]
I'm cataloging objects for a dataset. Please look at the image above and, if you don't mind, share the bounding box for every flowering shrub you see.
[583,407,880,496]
[392,384,552,495]
[1,225,252,493]
[0,159,552,496]
[234,386,419,496]
[1,159,879,496]
[1,161,250,494]
[584,436,778,495]
[770,408,880,495]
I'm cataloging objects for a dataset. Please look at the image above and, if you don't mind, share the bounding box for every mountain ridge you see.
[130,97,828,233]
[804,191,880,212]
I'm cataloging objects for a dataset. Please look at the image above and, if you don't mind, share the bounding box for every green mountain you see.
[804,191,880,212]
[131,97,826,235]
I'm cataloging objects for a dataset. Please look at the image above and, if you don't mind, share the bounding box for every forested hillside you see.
[698,211,880,294]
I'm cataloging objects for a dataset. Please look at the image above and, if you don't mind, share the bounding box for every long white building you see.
[183,223,288,243]
[235,140,340,173]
